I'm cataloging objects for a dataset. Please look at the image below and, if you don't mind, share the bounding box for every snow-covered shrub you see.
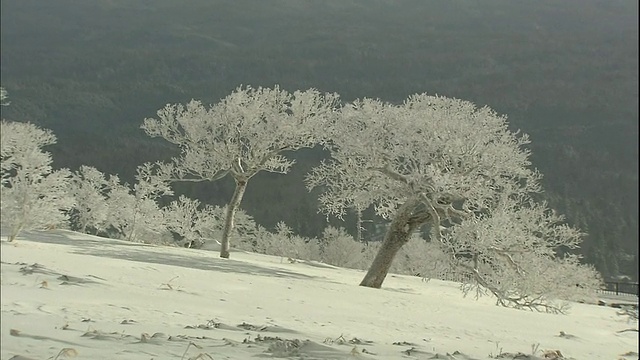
[102,179,163,243]
[164,201,263,251]
[319,226,363,268]
[352,242,382,270]
[162,195,212,247]
[255,222,319,261]
[101,164,171,244]
[0,121,74,240]
[196,205,260,250]
[67,166,111,234]
[390,234,456,279]
[233,224,270,253]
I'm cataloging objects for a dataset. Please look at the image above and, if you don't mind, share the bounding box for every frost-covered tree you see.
[142,85,339,258]
[1,121,74,241]
[308,94,541,288]
[162,195,222,248]
[68,166,111,234]
[102,164,172,243]
[102,178,137,239]
[163,195,202,247]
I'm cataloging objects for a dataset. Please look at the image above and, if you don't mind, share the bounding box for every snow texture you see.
[1,230,636,359]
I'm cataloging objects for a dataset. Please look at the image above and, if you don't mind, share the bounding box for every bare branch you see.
[458,259,568,314]
[488,246,526,276]
[419,193,442,241]
[368,164,410,185]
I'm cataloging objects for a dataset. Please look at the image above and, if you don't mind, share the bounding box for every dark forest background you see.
[1,0,637,280]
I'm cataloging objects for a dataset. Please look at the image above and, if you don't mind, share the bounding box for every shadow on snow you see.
[8,230,318,281]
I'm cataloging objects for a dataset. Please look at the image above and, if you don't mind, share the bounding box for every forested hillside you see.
[1,0,637,279]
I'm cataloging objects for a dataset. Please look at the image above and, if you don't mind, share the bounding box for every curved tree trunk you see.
[360,198,422,288]
[219,178,248,259]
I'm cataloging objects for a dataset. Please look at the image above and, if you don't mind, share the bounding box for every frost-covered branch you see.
[142,86,339,181]
[442,196,601,313]
[369,164,411,185]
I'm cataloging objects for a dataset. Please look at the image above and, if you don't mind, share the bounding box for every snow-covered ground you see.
[1,230,637,360]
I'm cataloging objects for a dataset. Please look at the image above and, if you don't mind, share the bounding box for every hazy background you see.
[1,0,637,280]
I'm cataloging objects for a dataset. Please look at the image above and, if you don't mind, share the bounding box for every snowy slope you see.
[1,230,637,359]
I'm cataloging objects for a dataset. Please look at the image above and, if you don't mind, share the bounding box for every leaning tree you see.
[308,94,544,288]
[142,85,339,258]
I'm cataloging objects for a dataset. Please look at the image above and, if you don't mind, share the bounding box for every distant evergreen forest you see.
[1,0,637,280]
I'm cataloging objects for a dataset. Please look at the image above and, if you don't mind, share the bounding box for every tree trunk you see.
[356,208,363,243]
[127,199,140,242]
[8,222,23,242]
[360,198,421,288]
[219,177,248,259]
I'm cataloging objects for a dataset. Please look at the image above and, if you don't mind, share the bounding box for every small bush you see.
[248,222,319,262]
[320,226,363,268]
[390,234,456,278]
